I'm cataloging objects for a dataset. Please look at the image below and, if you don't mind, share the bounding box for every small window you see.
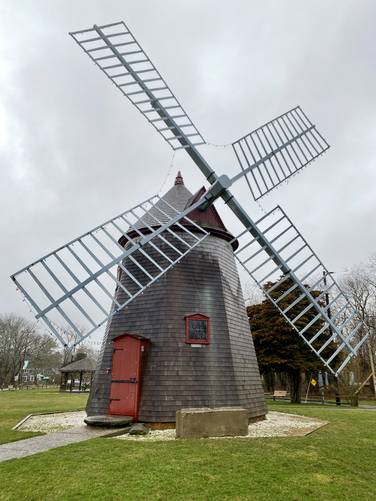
[185,314,210,345]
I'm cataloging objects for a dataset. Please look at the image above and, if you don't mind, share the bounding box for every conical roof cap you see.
[136,172,193,228]
[127,172,237,248]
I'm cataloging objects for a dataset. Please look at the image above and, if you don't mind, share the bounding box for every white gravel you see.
[17,411,326,440]
[119,428,177,442]
[17,411,86,433]
[115,411,327,441]
[244,411,326,438]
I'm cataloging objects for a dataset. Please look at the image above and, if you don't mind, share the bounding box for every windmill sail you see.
[70,21,205,151]
[12,18,365,379]
[231,107,330,200]
[11,195,208,348]
[232,206,369,376]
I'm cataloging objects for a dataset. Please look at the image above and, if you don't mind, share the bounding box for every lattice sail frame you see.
[70,21,205,151]
[233,207,368,376]
[231,106,330,201]
[11,195,208,348]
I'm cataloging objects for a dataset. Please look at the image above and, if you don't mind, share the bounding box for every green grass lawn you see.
[360,399,376,405]
[0,391,376,500]
[0,388,87,445]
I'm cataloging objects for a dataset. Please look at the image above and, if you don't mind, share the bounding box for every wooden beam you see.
[354,372,373,395]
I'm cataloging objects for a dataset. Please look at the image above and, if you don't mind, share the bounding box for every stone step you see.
[84,415,133,427]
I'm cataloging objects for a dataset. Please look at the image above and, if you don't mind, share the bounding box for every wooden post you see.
[79,371,83,392]
[367,341,376,396]
[354,373,373,396]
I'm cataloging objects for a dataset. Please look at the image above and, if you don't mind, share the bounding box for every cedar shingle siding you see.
[86,177,266,422]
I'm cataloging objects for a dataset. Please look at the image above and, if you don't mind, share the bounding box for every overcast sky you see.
[1,1,375,344]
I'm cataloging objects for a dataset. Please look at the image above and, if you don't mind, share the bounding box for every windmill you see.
[11,21,369,422]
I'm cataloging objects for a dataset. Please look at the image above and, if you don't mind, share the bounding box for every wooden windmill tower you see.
[87,171,265,422]
[11,21,370,423]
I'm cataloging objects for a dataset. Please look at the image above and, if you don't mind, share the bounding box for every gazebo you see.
[60,357,96,392]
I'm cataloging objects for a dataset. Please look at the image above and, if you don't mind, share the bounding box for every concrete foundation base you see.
[176,407,248,438]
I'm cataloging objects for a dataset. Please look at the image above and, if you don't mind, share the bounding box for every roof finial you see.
[175,171,184,185]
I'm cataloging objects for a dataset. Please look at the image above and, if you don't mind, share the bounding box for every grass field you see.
[0,389,87,445]
[0,390,375,500]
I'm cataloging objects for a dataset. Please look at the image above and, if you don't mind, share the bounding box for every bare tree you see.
[0,314,36,386]
[75,343,99,363]
[340,260,376,393]
[29,333,62,369]
[243,279,264,306]
[364,254,376,291]
[0,314,63,387]
[52,325,86,365]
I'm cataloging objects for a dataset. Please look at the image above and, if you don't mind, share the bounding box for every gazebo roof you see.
[60,357,96,373]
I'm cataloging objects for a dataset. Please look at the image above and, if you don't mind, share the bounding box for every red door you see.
[109,335,145,418]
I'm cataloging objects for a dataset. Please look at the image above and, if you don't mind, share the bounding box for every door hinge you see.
[111,378,137,383]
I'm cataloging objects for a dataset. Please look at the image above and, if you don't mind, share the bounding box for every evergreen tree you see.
[247,277,329,403]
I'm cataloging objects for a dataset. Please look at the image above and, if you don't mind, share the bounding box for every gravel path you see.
[17,410,327,441]
[0,410,326,463]
[116,411,327,441]
[17,411,87,433]
[245,411,326,438]
[0,425,126,463]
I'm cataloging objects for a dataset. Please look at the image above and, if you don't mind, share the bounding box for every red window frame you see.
[184,313,210,345]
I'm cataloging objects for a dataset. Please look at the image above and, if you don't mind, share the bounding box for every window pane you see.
[189,319,207,340]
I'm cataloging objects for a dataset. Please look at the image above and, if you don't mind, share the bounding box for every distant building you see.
[21,368,60,385]
[60,357,96,392]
